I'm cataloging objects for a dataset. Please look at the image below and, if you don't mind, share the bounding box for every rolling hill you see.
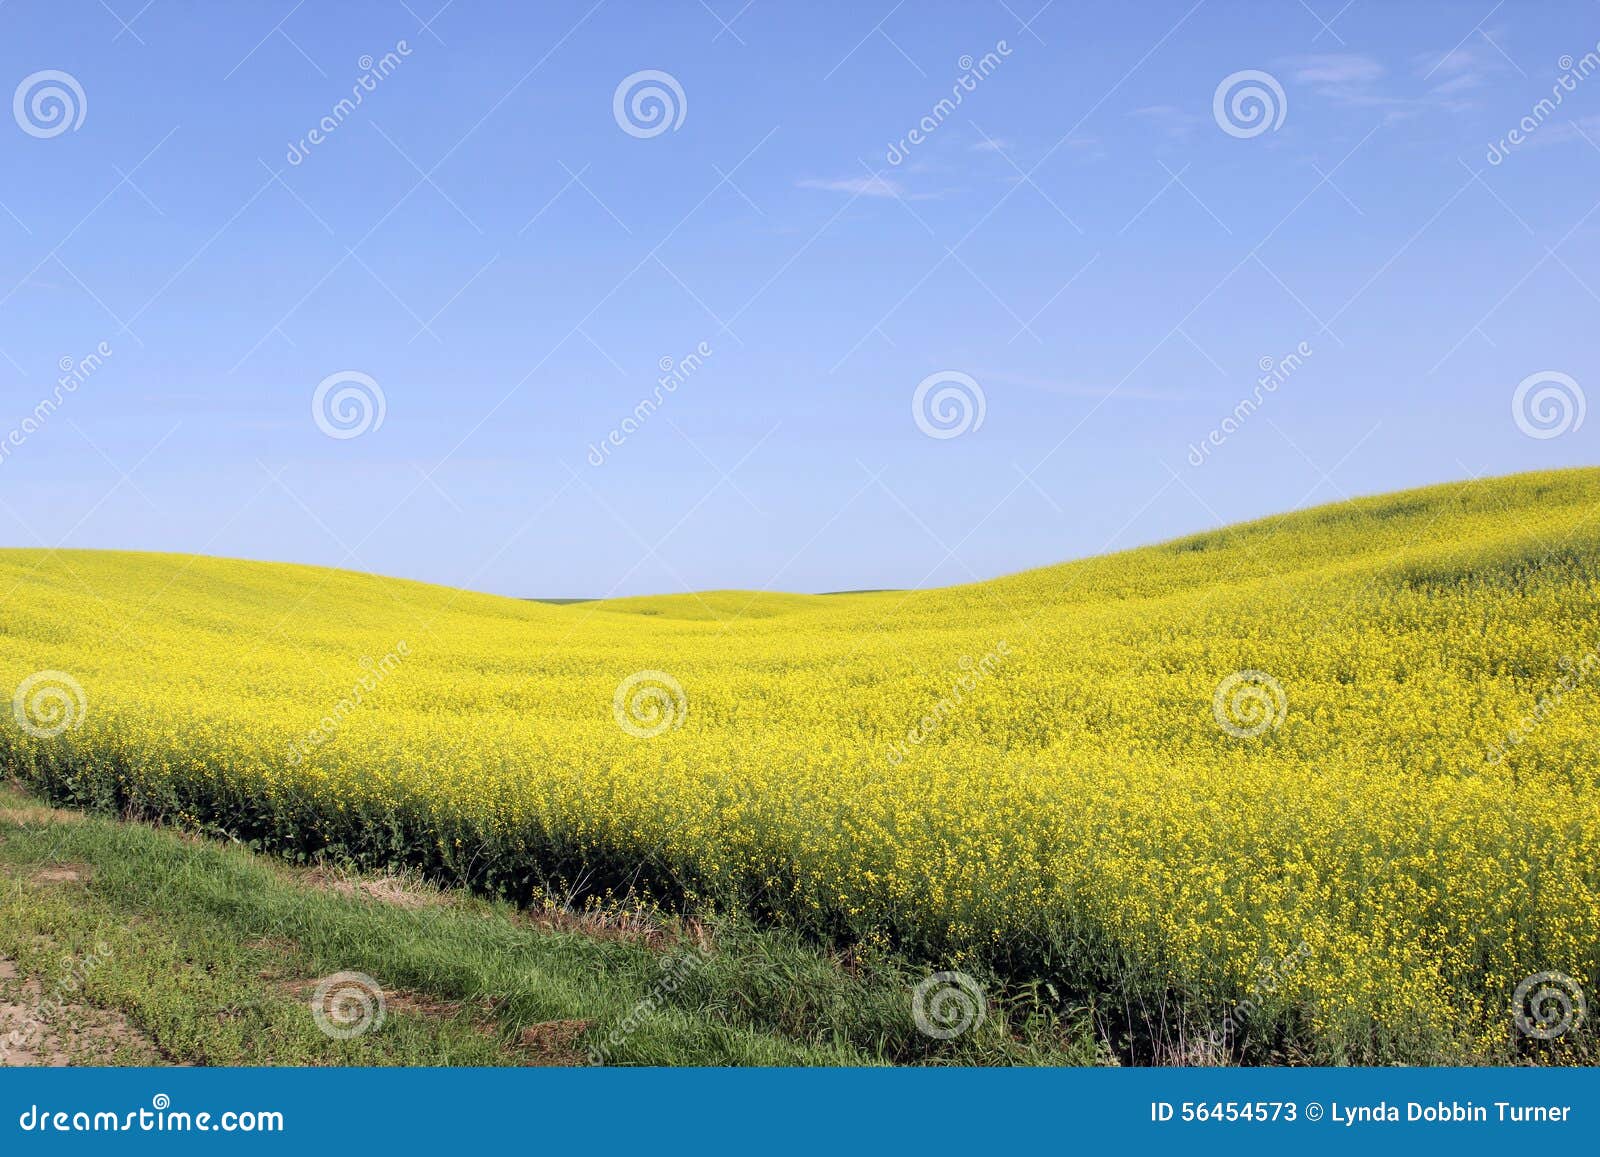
[3,467,1598,1063]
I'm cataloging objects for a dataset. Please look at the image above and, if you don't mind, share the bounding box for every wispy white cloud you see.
[1508,112,1600,151]
[1279,46,1515,114]
[1129,104,1202,137]
[1279,53,1402,110]
[1288,53,1385,87]
[797,175,913,199]
[1422,45,1482,77]
[1416,37,1514,81]
[1412,38,1514,110]
[980,370,1200,403]
[1431,70,1485,97]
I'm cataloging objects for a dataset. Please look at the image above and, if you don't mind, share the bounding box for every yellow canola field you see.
[3,467,1599,1062]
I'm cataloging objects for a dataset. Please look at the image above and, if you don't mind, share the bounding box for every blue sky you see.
[2,0,1597,597]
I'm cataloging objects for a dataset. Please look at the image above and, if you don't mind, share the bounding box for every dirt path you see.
[0,954,162,1066]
